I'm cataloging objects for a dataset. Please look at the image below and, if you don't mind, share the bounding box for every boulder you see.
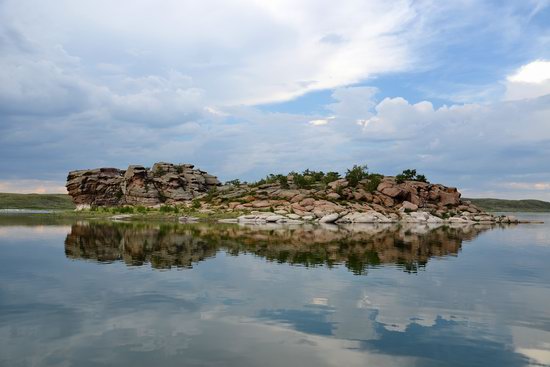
[380,186,403,198]
[319,213,339,223]
[327,179,348,190]
[400,201,418,211]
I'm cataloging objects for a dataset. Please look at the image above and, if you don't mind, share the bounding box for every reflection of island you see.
[65,222,493,274]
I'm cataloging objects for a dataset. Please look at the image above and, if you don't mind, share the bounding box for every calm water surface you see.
[1,214,549,367]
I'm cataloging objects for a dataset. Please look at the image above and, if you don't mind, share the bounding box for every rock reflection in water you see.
[65,222,493,274]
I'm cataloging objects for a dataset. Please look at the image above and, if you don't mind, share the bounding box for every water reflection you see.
[1,215,550,366]
[65,222,494,274]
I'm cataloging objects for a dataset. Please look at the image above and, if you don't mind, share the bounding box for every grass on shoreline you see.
[0,193,75,210]
[465,198,550,212]
[1,205,246,222]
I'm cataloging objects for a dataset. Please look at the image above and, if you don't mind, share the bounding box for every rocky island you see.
[66,162,519,224]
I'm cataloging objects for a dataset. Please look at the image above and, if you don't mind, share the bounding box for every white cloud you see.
[505,60,550,100]
[309,118,334,126]
[507,60,550,83]
[0,0,418,107]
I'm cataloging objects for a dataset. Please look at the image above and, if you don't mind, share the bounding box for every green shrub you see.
[250,178,267,187]
[136,206,147,213]
[118,206,134,214]
[415,174,428,183]
[154,166,165,177]
[366,174,383,193]
[292,173,310,189]
[160,205,174,213]
[225,179,241,186]
[192,199,201,209]
[205,188,217,202]
[278,175,289,189]
[395,169,429,184]
[302,169,325,183]
[345,164,369,187]
[323,171,341,185]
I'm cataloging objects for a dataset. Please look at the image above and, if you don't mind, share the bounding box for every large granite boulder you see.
[66,162,220,208]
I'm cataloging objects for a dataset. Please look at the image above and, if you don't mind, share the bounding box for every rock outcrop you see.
[66,162,220,209]
[205,176,517,224]
[66,163,518,224]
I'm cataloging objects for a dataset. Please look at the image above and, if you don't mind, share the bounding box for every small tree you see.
[323,171,341,185]
[415,174,428,183]
[366,174,384,192]
[278,175,289,189]
[192,199,201,209]
[225,179,241,186]
[345,164,368,187]
[395,169,428,184]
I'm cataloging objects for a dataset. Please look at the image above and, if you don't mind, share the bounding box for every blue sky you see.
[1,0,550,199]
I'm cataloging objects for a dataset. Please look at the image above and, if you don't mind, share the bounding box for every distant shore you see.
[464,198,550,212]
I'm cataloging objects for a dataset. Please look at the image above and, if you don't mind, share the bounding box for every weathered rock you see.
[319,213,339,223]
[400,201,418,211]
[66,168,124,207]
[327,179,348,190]
[380,186,403,198]
[66,162,220,208]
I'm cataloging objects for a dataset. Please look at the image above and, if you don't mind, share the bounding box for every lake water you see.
[1,214,549,367]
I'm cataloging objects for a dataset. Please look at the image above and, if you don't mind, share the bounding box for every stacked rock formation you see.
[66,162,220,209]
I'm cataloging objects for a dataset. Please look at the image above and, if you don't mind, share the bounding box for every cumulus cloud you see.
[508,60,550,83]
[505,60,550,100]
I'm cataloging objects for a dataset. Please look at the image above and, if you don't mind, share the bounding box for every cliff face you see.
[66,162,220,209]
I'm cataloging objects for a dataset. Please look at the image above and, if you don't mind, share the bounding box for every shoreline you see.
[0,208,544,225]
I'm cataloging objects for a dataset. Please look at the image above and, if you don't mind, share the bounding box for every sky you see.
[1,0,550,199]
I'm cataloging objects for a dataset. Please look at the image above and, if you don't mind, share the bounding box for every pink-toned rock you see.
[276,190,301,200]
[439,190,460,206]
[291,202,307,212]
[378,195,394,207]
[380,186,403,198]
[251,200,271,208]
[409,194,423,207]
[328,179,348,190]
[376,181,394,192]
[242,195,256,203]
[228,202,241,209]
[300,198,315,206]
[400,201,418,211]
[353,190,366,201]
[290,194,306,203]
